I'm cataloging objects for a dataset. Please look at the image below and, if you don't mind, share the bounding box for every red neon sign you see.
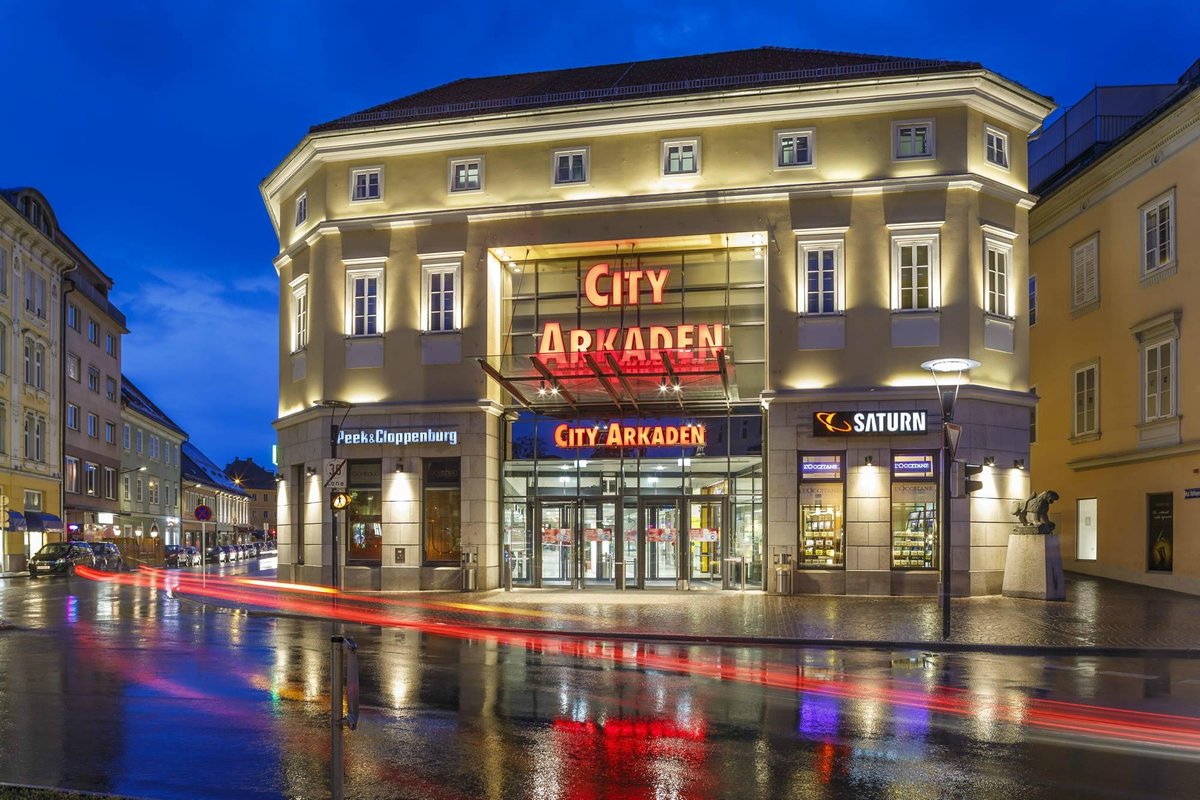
[554,422,706,448]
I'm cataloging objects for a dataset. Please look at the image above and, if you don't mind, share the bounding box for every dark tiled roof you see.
[121,375,187,438]
[225,457,277,490]
[312,46,981,132]
[184,442,246,496]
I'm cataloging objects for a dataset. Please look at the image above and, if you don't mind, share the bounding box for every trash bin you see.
[461,551,478,592]
[772,552,793,595]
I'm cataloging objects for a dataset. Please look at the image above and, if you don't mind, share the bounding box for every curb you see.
[171,590,1200,659]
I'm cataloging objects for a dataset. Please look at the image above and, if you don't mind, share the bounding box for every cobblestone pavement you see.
[242,571,1200,653]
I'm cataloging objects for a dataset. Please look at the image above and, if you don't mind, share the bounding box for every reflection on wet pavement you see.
[0,564,1198,799]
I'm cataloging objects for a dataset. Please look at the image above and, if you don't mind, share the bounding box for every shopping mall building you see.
[262,47,1052,595]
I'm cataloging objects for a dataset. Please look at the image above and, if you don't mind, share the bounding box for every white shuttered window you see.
[1071,235,1098,310]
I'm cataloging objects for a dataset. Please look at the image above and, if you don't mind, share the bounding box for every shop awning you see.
[25,511,65,532]
[5,511,26,532]
[479,347,745,415]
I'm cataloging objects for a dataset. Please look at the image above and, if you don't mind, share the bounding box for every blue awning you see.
[6,511,25,532]
[24,511,64,532]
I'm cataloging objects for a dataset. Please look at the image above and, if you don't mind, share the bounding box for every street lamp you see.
[920,357,980,640]
[314,400,353,591]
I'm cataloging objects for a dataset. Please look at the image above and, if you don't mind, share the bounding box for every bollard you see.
[331,636,359,800]
[502,546,513,592]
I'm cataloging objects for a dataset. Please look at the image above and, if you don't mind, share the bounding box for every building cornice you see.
[1067,439,1200,471]
[274,398,491,430]
[262,70,1052,234]
[767,383,1035,407]
[1030,89,1200,243]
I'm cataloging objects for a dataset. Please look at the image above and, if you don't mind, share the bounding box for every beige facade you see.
[0,189,69,571]
[264,50,1051,594]
[1030,75,1200,593]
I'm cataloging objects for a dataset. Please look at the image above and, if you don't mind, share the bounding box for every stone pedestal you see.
[1001,528,1065,600]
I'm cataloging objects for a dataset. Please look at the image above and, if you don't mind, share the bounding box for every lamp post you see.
[314,400,353,591]
[920,357,980,641]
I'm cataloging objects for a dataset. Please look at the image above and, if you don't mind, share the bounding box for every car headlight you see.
[54,558,66,565]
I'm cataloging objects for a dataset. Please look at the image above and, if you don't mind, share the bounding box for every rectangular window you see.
[105,421,115,444]
[65,456,80,493]
[449,157,483,192]
[797,241,843,315]
[776,129,814,168]
[1143,339,1175,421]
[67,403,79,431]
[150,435,159,459]
[1028,275,1037,326]
[106,376,116,401]
[1073,363,1099,437]
[292,279,308,352]
[552,148,588,185]
[24,272,46,318]
[1071,235,1099,310]
[0,247,7,296]
[347,270,381,337]
[295,191,308,226]
[0,405,6,454]
[24,489,42,511]
[0,323,6,374]
[85,462,98,496]
[123,424,130,450]
[87,413,97,438]
[892,235,939,311]
[1076,497,1098,561]
[662,139,699,175]
[986,242,1011,317]
[136,429,143,453]
[890,453,939,569]
[66,302,79,331]
[423,458,462,564]
[88,368,99,393]
[985,125,1010,169]
[894,120,935,159]
[149,481,160,505]
[423,262,459,332]
[34,416,44,462]
[22,338,31,385]
[104,467,117,500]
[34,344,44,390]
[106,333,116,357]
[798,454,844,567]
[346,461,383,566]
[136,478,143,503]
[67,353,80,382]
[123,474,130,501]
[1141,190,1175,275]
[350,167,382,202]
[88,319,98,344]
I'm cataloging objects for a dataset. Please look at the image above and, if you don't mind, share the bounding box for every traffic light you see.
[962,463,984,495]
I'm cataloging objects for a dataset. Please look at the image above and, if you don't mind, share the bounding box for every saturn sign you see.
[813,411,928,437]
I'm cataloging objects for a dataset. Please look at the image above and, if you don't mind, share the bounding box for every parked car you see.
[28,541,96,577]
[241,544,254,560]
[164,544,196,568]
[90,541,124,571]
[220,545,237,562]
[206,546,226,563]
[185,546,202,566]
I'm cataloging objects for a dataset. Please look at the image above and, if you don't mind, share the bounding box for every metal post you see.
[940,420,952,640]
[330,635,345,800]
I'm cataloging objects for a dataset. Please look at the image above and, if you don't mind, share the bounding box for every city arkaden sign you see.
[813,411,928,437]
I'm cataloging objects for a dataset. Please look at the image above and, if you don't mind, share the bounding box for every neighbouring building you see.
[58,225,127,543]
[0,188,70,570]
[182,443,248,548]
[225,456,278,543]
[120,375,185,562]
[1029,58,1200,594]
[262,47,1052,594]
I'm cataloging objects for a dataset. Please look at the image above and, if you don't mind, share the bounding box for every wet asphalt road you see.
[2,560,1200,800]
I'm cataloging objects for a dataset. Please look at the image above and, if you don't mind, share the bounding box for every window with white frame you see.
[985,125,1010,169]
[123,424,130,450]
[136,478,143,502]
[291,277,309,352]
[149,480,160,505]
[66,352,79,382]
[136,429,143,453]
[150,435,159,459]
[106,333,116,357]
[0,246,7,296]
[22,338,32,385]
[1073,362,1099,438]
[67,403,79,431]
[552,148,588,185]
[1029,275,1038,327]
[449,157,483,192]
[88,367,99,393]
[85,462,98,496]
[891,233,940,311]
[1143,338,1176,422]
[104,467,117,500]
[65,456,80,493]
[87,413,97,438]
[24,271,46,318]
[985,239,1013,317]
[346,267,382,336]
[423,262,460,332]
[662,139,699,175]
[34,416,44,461]
[0,322,6,374]
[350,167,382,202]
[1071,234,1099,310]
[123,474,130,501]
[295,191,308,226]
[88,319,98,344]
[776,130,814,168]
[34,344,44,389]
[66,302,79,330]
[1140,189,1175,275]
[105,421,115,444]
[796,238,844,314]
[894,120,934,159]
[0,404,6,454]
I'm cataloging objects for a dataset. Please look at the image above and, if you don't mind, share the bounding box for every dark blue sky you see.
[1,1,1196,469]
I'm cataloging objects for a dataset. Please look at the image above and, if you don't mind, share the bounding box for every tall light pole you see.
[314,400,353,590]
[920,357,979,641]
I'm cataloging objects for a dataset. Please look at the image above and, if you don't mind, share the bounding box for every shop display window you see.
[346,461,382,566]
[424,458,462,564]
[890,452,937,569]
[798,453,844,567]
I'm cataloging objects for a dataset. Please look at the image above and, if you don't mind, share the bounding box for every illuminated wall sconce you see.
[864,455,874,466]
[305,466,317,476]
[1013,459,1025,470]
[395,462,405,473]
[983,456,996,467]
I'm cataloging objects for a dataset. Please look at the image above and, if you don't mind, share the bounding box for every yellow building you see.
[263,48,1052,595]
[0,188,70,571]
[1029,59,1200,594]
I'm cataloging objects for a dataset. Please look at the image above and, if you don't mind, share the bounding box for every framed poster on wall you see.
[1147,493,1173,572]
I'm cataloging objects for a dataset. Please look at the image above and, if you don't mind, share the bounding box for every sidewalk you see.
[182,571,1200,656]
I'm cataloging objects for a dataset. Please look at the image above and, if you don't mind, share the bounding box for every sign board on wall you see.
[1185,488,1200,500]
[813,411,928,437]
[800,454,844,482]
[337,428,459,446]
[891,453,936,481]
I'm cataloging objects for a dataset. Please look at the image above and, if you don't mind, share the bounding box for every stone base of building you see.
[1002,530,1065,600]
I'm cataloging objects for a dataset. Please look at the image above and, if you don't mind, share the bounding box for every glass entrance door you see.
[538,502,575,586]
[687,498,724,589]
[642,500,680,588]
[581,500,618,587]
